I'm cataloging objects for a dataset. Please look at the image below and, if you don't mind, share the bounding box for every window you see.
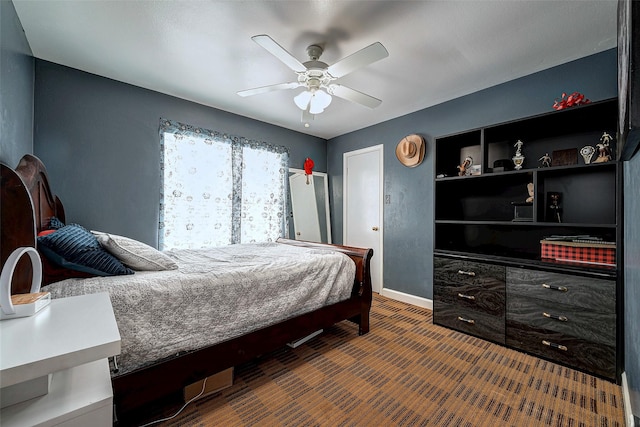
[159,119,289,250]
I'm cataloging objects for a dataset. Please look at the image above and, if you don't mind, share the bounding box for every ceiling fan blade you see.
[251,35,307,73]
[327,42,389,78]
[328,84,382,109]
[237,82,301,97]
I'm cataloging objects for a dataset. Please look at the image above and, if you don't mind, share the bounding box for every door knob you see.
[372,226,379,231]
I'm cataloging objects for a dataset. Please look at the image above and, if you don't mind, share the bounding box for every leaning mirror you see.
[288,168,331,243]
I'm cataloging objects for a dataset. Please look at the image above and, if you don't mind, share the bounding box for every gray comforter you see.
[42,242,356,376]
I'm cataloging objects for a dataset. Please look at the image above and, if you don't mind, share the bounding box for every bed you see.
[0,154,373,425]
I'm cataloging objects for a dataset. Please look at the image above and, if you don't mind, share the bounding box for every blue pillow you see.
[37,224,134,276]
[48,216,65,230]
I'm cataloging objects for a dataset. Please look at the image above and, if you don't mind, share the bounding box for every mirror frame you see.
[288,168,332,244]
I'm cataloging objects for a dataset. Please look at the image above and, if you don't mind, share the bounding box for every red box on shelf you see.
[540,240,616,267]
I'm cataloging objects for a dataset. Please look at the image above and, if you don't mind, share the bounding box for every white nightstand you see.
[0,292,121,426]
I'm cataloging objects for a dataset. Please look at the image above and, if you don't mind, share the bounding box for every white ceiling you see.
[13,1,618,140]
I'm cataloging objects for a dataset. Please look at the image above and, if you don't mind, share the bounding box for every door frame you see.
[343,144,384,293]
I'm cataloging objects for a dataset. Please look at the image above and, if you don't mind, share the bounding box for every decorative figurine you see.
[458,156,473,176]
[538,153,551,168]
[304,157,314,184]
[593,132,613,163]
[511,184,534,221]
[580,145,596,164]
[526,183,534,203]
[512,140,525,170]
[548,192,562,223]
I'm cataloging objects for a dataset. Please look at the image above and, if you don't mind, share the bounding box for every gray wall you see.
[33,60,327,247]
[624,151,640,418]
[0,0,33,166]
[327,49,618,300]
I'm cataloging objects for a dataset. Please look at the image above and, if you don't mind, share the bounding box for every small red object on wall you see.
[552,92,591,110]
[303,158,314,184]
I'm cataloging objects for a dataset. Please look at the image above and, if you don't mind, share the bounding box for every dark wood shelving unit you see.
[432,98,622,382]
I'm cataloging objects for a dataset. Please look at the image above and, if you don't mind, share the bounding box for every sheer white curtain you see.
[159,119,289,250]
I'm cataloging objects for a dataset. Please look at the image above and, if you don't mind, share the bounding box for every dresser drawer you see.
[434,258,505,316]
[506,296,615,346]
[506,267,615,312]
[506,319,616,380]
[434,300,505,344]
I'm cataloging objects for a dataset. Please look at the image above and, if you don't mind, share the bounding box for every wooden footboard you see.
[277,237,374,333]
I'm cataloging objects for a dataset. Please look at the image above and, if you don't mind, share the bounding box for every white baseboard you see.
[380,288,433,310]
[622,371,637,427]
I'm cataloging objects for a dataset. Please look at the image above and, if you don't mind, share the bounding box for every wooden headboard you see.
[14,154,66,233]
[1,159,37,294]
[1,155,91,293]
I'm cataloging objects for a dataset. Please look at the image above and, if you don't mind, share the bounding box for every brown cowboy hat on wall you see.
[396,134,425,167]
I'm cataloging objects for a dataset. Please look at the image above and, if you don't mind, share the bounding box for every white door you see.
[289,173,321,242]
[344,145,383,293]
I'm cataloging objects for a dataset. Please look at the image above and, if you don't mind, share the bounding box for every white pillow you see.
[92,231,178,271]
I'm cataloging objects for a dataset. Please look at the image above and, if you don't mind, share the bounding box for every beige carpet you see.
[148,294,624,426]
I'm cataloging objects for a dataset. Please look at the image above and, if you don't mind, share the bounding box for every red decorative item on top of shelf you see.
[303,157,314,184]
[552,92,591,110]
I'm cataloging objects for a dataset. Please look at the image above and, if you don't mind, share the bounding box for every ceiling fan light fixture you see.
[294,90,313,110]
[294,88,332,114]
[310,89,332,114]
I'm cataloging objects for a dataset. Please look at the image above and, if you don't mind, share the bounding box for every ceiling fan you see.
[237,35,389,122]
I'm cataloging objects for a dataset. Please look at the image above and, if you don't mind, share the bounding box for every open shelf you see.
[434,98,619,269]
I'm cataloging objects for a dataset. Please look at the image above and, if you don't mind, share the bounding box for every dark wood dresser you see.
[433,99,622,382]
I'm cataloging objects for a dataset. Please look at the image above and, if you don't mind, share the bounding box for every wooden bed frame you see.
[1,154,373,425]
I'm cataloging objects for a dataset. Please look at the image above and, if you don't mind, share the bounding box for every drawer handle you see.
[542,312,568,322]
[457,293,476,301]
[542,340,568,351]
[457,316,475,325]
[457,270,476,277]
[541,283,568,292]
